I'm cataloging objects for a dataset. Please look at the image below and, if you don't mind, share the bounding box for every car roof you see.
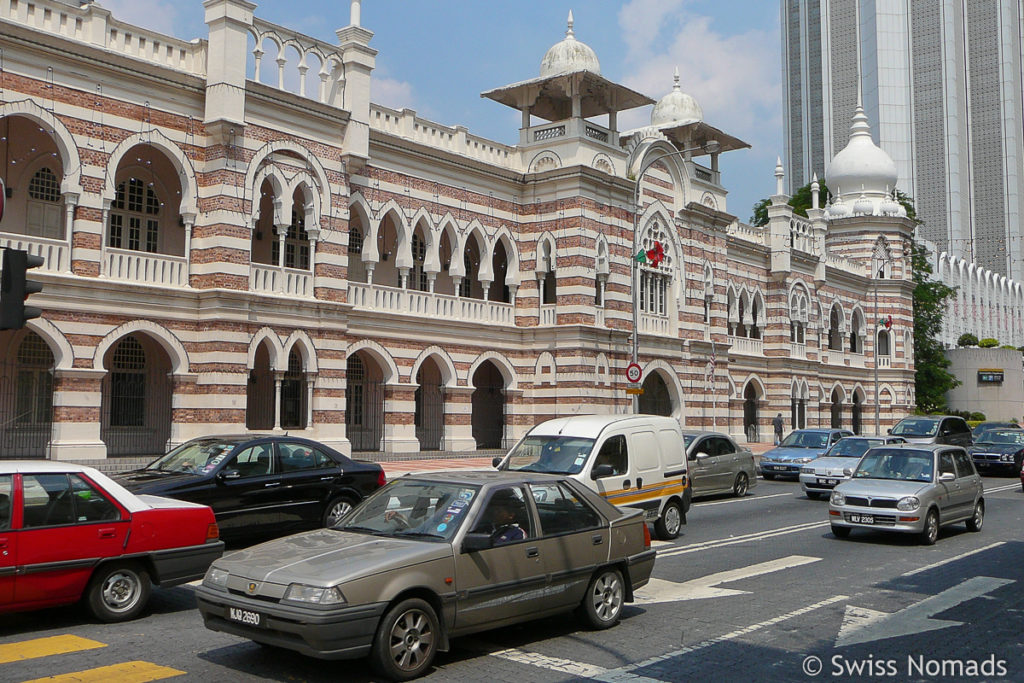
[0,460,154,512]
[869,443,956,454]
[527,414,679,438]
[681,430,733,439]
[398,469,570,486]
[793,428,838,434]
[836,436,884,441]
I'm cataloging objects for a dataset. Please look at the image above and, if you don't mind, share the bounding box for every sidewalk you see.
[380,441,777,479]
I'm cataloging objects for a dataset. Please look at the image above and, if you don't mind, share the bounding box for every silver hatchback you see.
[828,444,984,545]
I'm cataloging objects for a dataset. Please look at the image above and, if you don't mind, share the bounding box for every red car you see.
[1,461,223,622]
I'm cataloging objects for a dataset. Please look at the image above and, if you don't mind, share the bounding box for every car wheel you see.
[733,472,749,498]
[578,567,624,629]
[370,598,439,681]
[654,500,683,540]
[919,509,940,545]
[763,473,776,481]
[966,501,984,532]
[831,525,850,539]
[86,562,151,623]
[322,495,358,528]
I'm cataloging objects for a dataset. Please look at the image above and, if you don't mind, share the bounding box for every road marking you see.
[901,541,1007,577]
[694,492,790,507]
[0,636,106,664]
[21,661,185,683]
[835,576,1014,647]
[984,483,1020,493]
[489,649,614,679]
[657,520,829,557]
[635,555,821,604]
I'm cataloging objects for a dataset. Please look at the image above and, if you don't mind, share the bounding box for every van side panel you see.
[656,429,686,472]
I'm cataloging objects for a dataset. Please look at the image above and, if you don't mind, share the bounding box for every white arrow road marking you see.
[835,576,1014,647]
[634,555,821,604]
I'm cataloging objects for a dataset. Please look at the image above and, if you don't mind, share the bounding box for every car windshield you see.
[779,432,829,449]
[974,423,1015,437]
[337,479,478,541]
[826,439,882,458]
[853,449,934,482]
[976,430,1024,445]
[504,435,596,474]
[683,434,696,447]
[890,419,939,437]
[144,439,239,473]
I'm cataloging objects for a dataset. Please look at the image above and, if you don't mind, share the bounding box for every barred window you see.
[15,333,53,426]
[350,227,363,255]
[110,336,146,428]
[411,234,428,291]
[272,208,310,269]
[28,168,61,202]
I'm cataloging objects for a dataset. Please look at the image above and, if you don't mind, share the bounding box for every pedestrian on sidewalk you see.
[772,413,784,445]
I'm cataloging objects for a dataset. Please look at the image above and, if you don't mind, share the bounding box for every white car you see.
[799,436,905,499]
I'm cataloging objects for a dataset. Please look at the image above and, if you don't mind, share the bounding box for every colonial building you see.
[0,0,923,461]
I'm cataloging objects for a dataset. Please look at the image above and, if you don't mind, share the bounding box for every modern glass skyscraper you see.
[782,0,1024,279]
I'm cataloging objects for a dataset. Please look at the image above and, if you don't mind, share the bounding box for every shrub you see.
[1018,346,1024,353]
[969,411,986,422]
[979,338,999,348]
[1000,344,1017,350]
[957,333,979,347]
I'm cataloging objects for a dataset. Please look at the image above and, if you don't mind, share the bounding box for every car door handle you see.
[98,528,117,539]
[264,482,281,488]
[320,476,335,481]
[526,547,539,558]
[636,477,643,490]
[592,534,604,546]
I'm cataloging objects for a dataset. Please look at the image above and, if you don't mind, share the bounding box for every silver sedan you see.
[683,431,758,498]
[828,444,985,545]
[800,436,905,499]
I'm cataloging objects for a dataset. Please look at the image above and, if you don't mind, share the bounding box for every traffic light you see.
[1,248,44,330]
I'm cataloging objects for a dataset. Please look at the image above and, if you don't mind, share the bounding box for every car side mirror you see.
[491,457,503,469]
[842,468,853,477]
[462,532,493,552]
[695,452,709,460]
[886,428,893,434]
[218,469,240,481]
[591,464,614,480]
[939,472,955,482]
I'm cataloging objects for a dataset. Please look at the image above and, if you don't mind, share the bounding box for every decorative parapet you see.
[824,252,863,276]
[790,217,814,254]
[2,0,207,75]
[726,221,766,246]
[369,104,518,169]
[248,17,346,106]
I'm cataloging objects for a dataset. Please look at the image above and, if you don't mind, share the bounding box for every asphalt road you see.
[3,474,1022,683]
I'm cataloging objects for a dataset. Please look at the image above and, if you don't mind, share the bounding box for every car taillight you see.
[377,469,387,488]
[207,523,220,540]
[642,521,651,548]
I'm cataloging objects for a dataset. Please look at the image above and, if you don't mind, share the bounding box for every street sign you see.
[626,362,642,383]
[626,387,644,395]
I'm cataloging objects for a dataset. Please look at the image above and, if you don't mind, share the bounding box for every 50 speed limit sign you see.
[626,362,642,384]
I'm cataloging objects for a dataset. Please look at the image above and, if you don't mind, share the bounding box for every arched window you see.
[877,330,891,356]
[829,307,843,351]
[460,249,473,297]
[27,167,63,239]
[638,221,671,316]
[280,349,306,429]
[349,226,363,255]
[273,207,310,269]
[15,333,54,426]
[109,178,159,252]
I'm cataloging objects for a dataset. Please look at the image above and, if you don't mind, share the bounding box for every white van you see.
[493,415,691,540]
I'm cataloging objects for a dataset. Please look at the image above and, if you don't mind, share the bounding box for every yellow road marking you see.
[0,636,106,664]
[21,661,185,683]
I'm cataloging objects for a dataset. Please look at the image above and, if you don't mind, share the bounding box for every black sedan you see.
[968,428,1024,475]
[114,435,386,541]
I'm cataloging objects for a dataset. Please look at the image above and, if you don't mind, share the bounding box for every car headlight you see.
[1001,454,1013,462]
[830,490,845,506]
[203,566,229,590]
[801,467,814,475]
[283,583,347,606]
[796,457,813,464]
[896,496,920,512]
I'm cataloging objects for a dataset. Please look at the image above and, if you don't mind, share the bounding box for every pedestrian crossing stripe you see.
[20,660,185,683]
[0,635,106,664]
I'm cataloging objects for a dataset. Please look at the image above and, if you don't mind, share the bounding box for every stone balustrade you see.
[348,282,514,325]
[105,248,188,287]
[250,263,313,297]
[0,233,68,273]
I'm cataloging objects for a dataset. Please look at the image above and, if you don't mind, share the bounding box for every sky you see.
[101,0,783,224]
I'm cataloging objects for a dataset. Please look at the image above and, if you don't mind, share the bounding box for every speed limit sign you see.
[626,362,642,384]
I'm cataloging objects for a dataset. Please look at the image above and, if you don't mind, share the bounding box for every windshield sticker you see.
[436,523,448,532]
[445,506,463,515]
[442,513,455,523]
[450,499,468,508]
[458,490,475,500]
[574,456,586,465]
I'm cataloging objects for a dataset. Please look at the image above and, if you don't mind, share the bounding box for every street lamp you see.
[630,140,721,412]
[872,250,894,434]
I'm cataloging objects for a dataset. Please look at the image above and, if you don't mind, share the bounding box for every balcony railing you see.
[730,336,764,356]
[877,356,892,369]
[250,264,313,297]
[540,304,557,326]
[105,248,187,287]
[0,233,69,273]
[348,282,514,325]
[639,313,670,336]
[790,342,807,359]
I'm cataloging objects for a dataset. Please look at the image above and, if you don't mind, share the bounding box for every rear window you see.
[891,418,939,437]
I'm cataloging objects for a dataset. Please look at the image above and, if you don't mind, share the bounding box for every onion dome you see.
[880,189,902,217]
[826,193,850,219]
[826,104,898,208]
[540,10,601,77]
[651,67,703,126]
[853,192,874,216]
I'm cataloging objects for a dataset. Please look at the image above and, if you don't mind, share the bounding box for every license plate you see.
[817,478,839,485]
[771,466,787,471]
[850,514,874,524]
[228,607,262,627]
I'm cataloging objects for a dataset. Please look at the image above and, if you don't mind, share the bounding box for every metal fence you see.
[415,382,444,451]
[472,385,505,449]
[348,380,385,452]
[100,368,172,457]
[0,361,53,459]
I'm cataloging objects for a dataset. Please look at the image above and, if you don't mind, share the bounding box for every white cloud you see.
[98,0,182,38]
[371,77,416,111]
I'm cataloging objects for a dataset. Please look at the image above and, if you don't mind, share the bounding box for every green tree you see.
[749,182,958,412]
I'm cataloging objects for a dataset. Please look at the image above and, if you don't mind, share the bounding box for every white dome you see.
[826,105,898,204]
[651,68,703,126]
[541,11,601,78]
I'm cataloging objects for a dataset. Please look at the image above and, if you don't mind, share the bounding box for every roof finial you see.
[811,173,820,210]
[349,0,361,27]
[566,10,575,38]
[775,157,785,196]
[673,66,681,91]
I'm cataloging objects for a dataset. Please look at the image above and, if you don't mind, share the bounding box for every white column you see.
[305,372,315,428]
[99,199,111,276]
[182,212,195,286]
[62,194,78,273]
[273,372,283,430]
